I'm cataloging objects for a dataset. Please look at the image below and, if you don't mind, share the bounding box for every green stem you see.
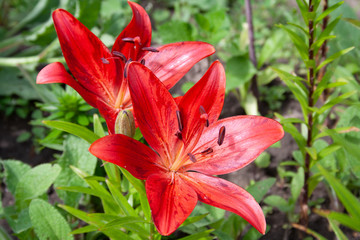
[300,0,315,227]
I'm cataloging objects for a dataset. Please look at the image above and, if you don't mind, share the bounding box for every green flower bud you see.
[114,110,135,138]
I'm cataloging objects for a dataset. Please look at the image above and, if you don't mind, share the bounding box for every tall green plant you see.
[273,0,357,234]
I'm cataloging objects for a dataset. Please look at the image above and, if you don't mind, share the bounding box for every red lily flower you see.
[89,61,284,235]
[36,1,215,134]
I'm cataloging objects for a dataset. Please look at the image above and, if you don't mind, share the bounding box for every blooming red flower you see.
[89,61,284,235]
[36,1,215,134]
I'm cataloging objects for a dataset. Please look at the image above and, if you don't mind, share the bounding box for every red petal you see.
[182,172,266,234]
[127,62,180,163]
[146,173,198,236]
[185,116,284,175]
[112,1,151,60]
[144,42,215,89]
[89,134,164,179]
[52,9,119,103]
[36,62,98,107]
[178,61,225,151]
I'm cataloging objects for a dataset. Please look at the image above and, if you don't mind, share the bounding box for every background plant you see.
[1,0,360,239]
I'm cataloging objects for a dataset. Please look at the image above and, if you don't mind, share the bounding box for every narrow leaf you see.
[317,164,360,222]
[43,120,100,144]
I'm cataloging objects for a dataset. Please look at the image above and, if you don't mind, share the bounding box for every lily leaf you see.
[43,120,100,143]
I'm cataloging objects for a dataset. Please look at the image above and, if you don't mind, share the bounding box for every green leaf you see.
[70,166,120,215]
[254,152,271,168]
[317,164,360,222]
[328,219,348,240]
[264,195,291,212]
[258,30,286,68]
[305,147,317,160]
[316,47,355,71]
[54,136,97,207]
[291,167,304,200]
[106,179,137,217]
[59,204,91,223]
[93,114,106,137]
[246,178,276,203]
[316,90,356,116]
[177,229,214,240]
[315,210,360,232]
[29,199,73,240]
[181,214,209,228]
[315,1,344,24]
[76,0,101,29]
[43,120,100,144]
[272,68,308,121]
[6,0,50,37]
[158,21,194,43]
[57,186,104,198]
[101,216,149,230]
[225,55,257,91]
[318,144,341,160]
[278,24,308,61]
[343,18,360,29]
[15,164,61,209]
[70,225,97,234]
[1,160,31,195]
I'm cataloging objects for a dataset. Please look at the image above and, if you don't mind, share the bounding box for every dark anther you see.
[140,59,145,65]
[122,37,135,42]
[101,58,109,64]
[217,126,226,146]
[176,110,183,132]
[113,51,127,62]
[187,153,197,163]
[123,58,132,78]
[175,131,183,140]
[142,47,159,52]
[199,105,209,127]
[200,147,213,155]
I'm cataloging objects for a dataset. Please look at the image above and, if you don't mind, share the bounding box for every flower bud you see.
[114,110,135,138]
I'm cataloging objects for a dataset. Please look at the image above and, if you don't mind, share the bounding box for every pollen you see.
[112,51,127,62]
[187,153,197,163]
[101,58,110,64]
[176,110,183,132]
[199,105,209,127]
[201,147,213,155]
[217,126,226,146]
[142,47,159,52]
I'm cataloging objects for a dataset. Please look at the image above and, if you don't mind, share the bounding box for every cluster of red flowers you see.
[37,1,284,236]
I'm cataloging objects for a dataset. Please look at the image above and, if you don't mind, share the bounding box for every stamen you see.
[170,171,175,185]
[113,51,127,62]
[175,131,183,140]
[187,153,197,163]
[200,147,213,155]
[142,47,159,52]
[217,126,226,146]
[122,37,135,42]
[176,110,183,131]
[140,59,145,65]
[123,58,132,78]
[199,105,209,127]
[101,58,110,64]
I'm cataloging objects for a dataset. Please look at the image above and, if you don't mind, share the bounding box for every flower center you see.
[169,106,226,172]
